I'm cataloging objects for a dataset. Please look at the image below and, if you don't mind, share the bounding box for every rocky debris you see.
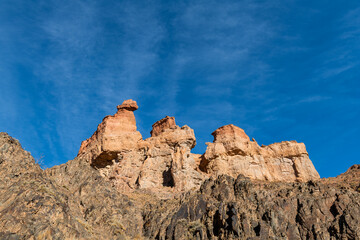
[0,132,143,239]
[0,131,359,239]
[323,164,360,192]
[143,174,360,240]
[201,124,320,182]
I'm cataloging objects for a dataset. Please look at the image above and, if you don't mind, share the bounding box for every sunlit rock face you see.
[201,124,320,182]
[77,100,319,198]
[139,119,205,194]
[77,101,205,197]
[78,99,144,168]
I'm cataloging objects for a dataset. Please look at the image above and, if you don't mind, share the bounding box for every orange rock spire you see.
[78,100,320,198]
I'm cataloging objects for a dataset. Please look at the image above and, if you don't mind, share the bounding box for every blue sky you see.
[0,0,359,177]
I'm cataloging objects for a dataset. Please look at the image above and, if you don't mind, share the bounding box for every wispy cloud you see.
[25,0,164,164]
[1,0,359,177]
[297,96,332,104]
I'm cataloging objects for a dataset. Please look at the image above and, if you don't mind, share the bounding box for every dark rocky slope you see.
[0,133,142,239]
[0,132,359,239]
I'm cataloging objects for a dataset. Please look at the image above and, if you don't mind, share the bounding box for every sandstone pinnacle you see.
[77,100,320,198]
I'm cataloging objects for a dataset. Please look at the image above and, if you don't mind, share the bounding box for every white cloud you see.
[31,0,165,162]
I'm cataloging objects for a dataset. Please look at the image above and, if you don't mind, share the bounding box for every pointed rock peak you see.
[211,124,250,142]
[150,116,176,137]
[117,99,138,111]
[78,100,143,166]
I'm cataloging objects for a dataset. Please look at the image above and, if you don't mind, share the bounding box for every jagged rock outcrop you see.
[0,132,143,239]
[78,100,205,197]
[0,126,359,239]
[78,99,145,168]
[77,101,320,198]
[201,124,320,182]
[150,116,176,137]
[143,174,360,239]
[137,118,205,195]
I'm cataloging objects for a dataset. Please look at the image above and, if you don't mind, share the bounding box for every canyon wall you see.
[78,99,319,197]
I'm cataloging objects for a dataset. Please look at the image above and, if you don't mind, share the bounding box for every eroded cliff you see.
[0,99,359,239]
[77,100,319,198]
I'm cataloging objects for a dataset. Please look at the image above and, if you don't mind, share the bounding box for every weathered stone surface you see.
[150,116,176,137]
[138,122,205,195]
[78,99,144,168]
[201,124,320,182]
[77,101,320,198]
[77,101,206,197]
[143,174,360,240]
[0,130,359,239]
[106,117,205,198]
[0,132,143,239]
[117,99,138,111]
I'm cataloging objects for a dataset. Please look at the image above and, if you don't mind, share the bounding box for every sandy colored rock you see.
[77,102,206,197]
[201,124,320,182]
[1,112,359,239]
[108,117,205,197]
[78,101,320,197]
[138,122,205,194]
[78,99,144,168]
[150,116,176,137]
[117,99,139,111]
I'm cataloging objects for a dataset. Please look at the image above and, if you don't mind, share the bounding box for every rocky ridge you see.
[78,100,319,198]
[201,124,319,182]
[0,99,359,239]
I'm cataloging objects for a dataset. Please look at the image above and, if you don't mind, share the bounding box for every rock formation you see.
[201,124,320,182]
[78,100,205,197]
[78,99,144,167]
[0,132,359,239]
[1,99,358,239]
[77,101,319,198]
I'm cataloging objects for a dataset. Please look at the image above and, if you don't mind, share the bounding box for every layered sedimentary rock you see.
[138,117,205,193]
[0,96,359,239]
[201,124,320,182]
[1,132,359,239]
[78,99,144,168]
[78,100,320,198]
[78,101,205,197]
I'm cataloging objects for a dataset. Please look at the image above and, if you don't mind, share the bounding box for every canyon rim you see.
[0,100,359,239]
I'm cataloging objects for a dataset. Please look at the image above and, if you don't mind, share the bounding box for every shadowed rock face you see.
[143,173,360,240]
[0,132,359,239]
[76,100,320,198]
[0,132,143,239]
[4,99,358,239]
